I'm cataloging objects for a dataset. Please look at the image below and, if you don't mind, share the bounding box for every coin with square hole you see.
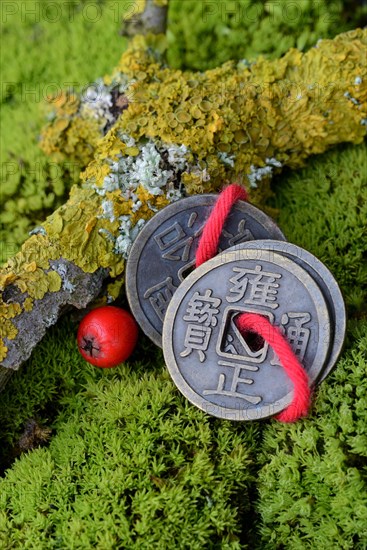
[162,249,330,421]
[126,194,285,347]
[224,240,345,382]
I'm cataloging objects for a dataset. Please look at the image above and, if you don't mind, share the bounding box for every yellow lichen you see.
[81,162,110,188]
[0,319,18,340]
[23,297,34,312]
[47,271,63,293]
[0,272,17,290]
[14,268,61,300]
[24,261,37,273]
[103,190,132,220]
[0,342,8,362]
[130,186,171,225]
[125,0,146,20]
[40,90,103,167]
[0,302,22,319]
[106,276,125,302]
[114,30,367,192]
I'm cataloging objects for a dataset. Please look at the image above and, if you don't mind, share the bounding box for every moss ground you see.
[1,1,366,548]
[0,0,128,263]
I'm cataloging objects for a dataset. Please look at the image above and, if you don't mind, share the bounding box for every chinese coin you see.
[224,240,346,382]
[162,249,331,421]
[126,194,285,347]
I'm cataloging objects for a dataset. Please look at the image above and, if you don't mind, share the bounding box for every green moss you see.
[250,141,367,548]
[0,317,260,549]
[255,319,367,549]
[0,0,130,263]
[271,141,367,315]
[167,0,367,71]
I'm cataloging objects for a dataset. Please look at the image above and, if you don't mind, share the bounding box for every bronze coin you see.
[223,240,346,382]
[162,249,330,421]
[126,194,285,347]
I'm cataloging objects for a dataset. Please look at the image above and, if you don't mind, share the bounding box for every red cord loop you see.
[196,184,248,268]
[195,183,311,423]
[235,313,311,422]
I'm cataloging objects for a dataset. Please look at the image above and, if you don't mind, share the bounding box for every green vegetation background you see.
[0,1,366,547]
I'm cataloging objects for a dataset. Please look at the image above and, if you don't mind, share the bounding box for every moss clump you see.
[0,318,260,549]
[167,0,367,70]
[251,140,367,547]
[0,0,129,264]
[255,320,367,549]
[271,141,367,315]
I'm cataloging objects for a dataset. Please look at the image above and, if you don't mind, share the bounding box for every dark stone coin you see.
[126,194,285,347]
[223,240,345,382]
[162,249,330,421]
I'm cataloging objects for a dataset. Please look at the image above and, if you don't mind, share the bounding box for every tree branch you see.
[0,259,108,388]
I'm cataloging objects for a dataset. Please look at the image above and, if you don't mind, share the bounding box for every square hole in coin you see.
[216,307,274,364]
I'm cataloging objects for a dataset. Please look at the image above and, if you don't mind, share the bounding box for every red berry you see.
[77,306,138,368]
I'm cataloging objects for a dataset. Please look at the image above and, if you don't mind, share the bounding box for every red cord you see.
[196,184,248,268]
[195,184,311,423]
[235,313,311,422]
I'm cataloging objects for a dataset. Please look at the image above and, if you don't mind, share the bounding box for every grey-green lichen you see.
[1,28,366,365]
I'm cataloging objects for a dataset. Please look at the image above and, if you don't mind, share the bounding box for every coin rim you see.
[162,249,330,421]
[224,240,346,382]
[126,194,286,348]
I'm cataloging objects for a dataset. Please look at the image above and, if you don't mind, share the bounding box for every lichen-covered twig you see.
[0,258,108,369]
[1,29,366,385]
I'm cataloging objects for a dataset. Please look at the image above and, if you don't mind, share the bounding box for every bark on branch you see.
[0,259,108,389]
